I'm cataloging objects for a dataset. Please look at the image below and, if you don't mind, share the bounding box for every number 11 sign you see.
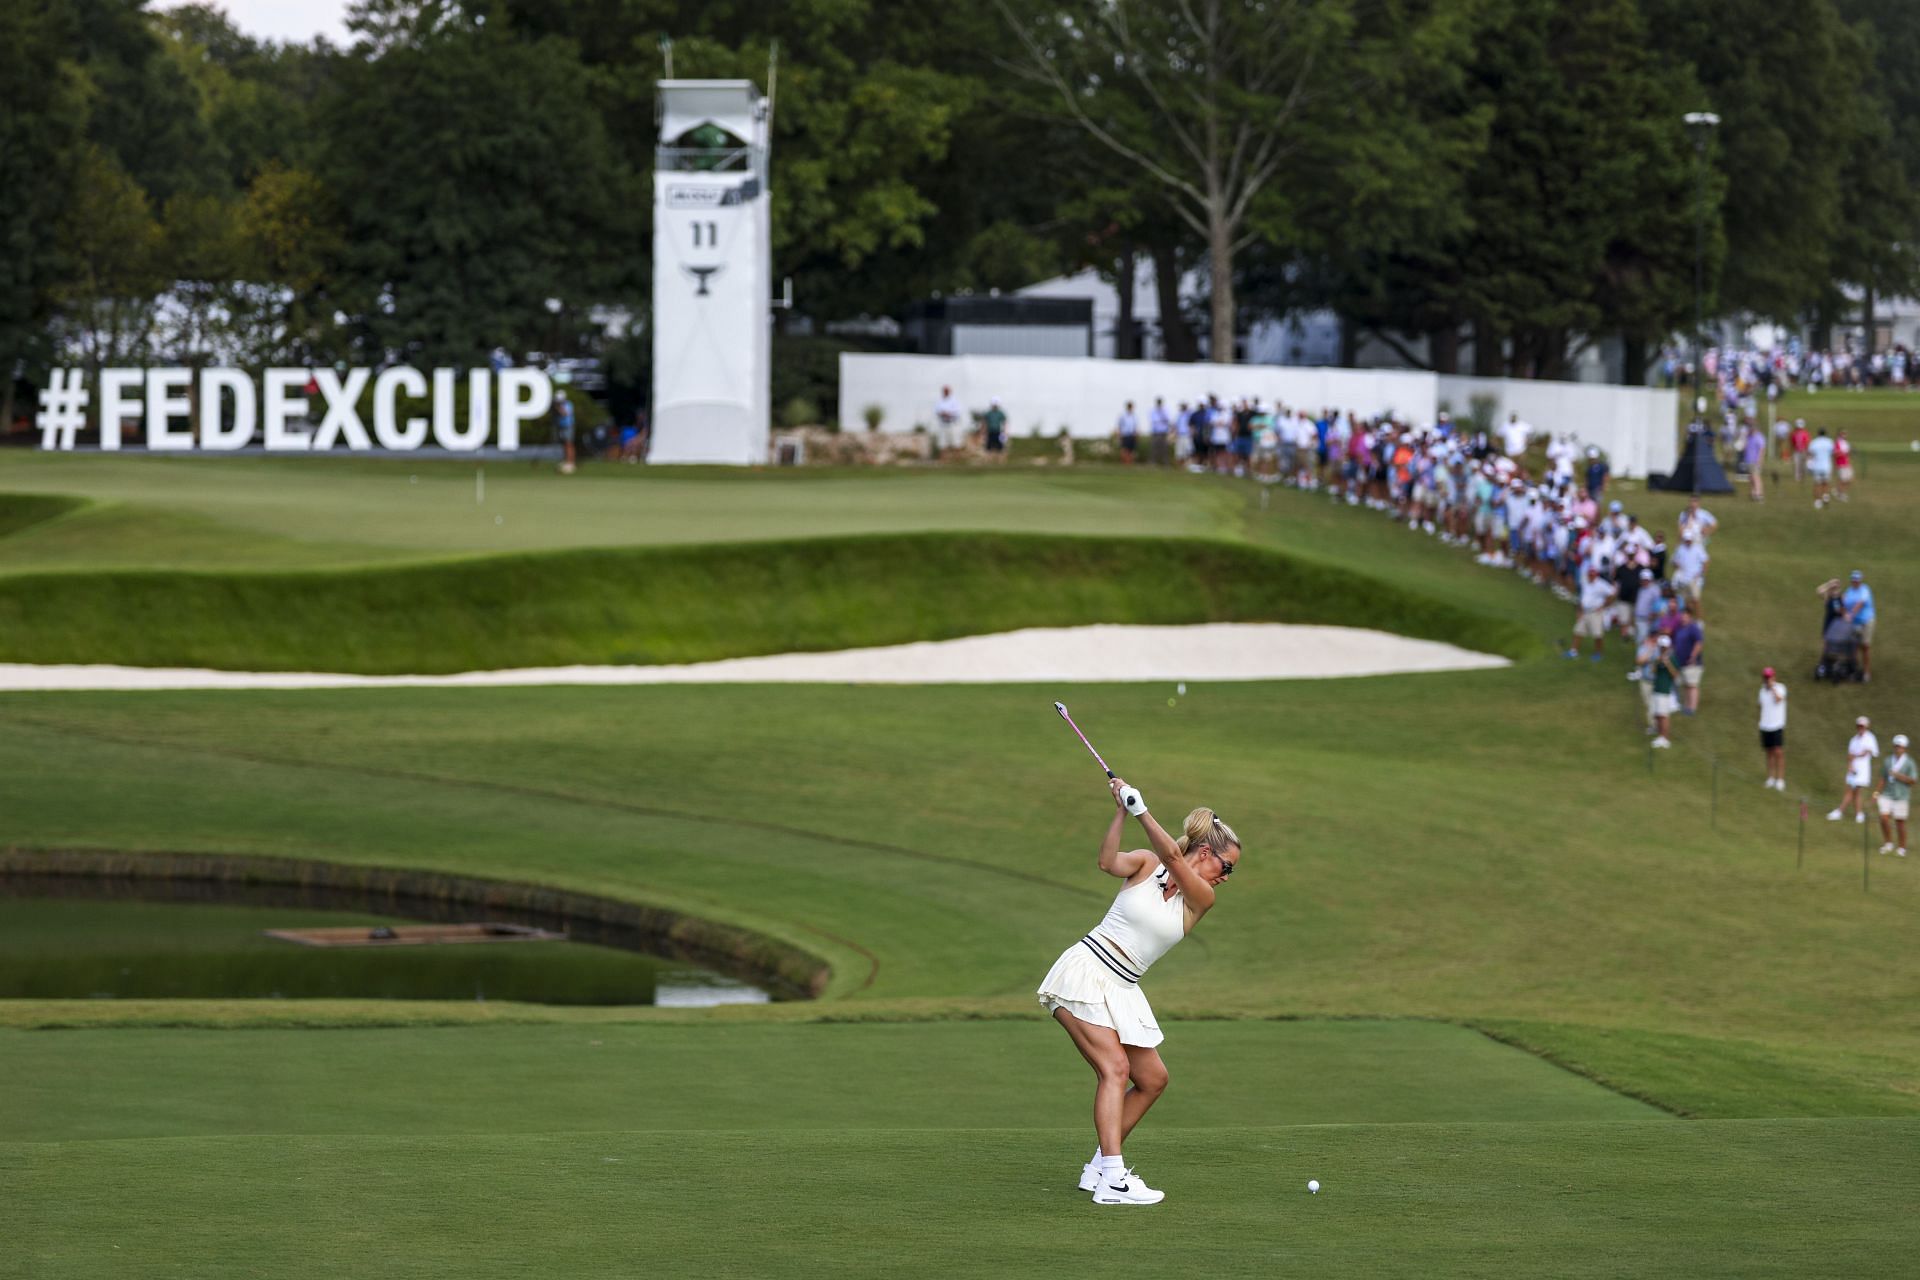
[650,80,773,465]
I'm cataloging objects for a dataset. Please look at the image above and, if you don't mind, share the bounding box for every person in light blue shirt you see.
[1842,569,1876,681]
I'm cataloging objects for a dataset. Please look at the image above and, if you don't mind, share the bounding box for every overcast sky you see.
[203,0,353,46]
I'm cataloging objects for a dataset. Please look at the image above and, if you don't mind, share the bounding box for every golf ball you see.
[1308,1179,1320,1194]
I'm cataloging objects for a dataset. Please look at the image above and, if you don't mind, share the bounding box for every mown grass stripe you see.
[0,531,1540,673]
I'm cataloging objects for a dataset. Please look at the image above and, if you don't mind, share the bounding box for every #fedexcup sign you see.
[34,367,554,452]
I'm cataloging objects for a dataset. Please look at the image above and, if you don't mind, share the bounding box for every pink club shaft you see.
[1053,701,1115,778]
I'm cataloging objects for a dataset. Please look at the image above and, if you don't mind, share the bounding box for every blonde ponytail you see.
[1177,807,1240,857]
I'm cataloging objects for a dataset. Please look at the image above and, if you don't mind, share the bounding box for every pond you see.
[0,895,772,1007]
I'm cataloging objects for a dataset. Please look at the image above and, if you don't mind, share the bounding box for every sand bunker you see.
[0,624,1506,691]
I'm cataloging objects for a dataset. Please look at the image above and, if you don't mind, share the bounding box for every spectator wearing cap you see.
[1648,635,1680,748]
[1671,606,1705,714]
[1647,529,1669,579]
[1584,446,1609,500]
[1829,716,1880,823]
[1875,733,1915,856]
[1116,401,1140,464]
[1569,564,1616,661]
[1671,530,1709,611]
[1842,570,1876,682]
[1757,667,1788,789]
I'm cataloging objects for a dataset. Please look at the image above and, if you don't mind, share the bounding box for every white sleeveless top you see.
[1087,868,1186,977]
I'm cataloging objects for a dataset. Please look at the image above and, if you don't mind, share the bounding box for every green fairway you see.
[8,1118,1915,1278]
[0,1021,1661,1144]
[7,426,1920,1274]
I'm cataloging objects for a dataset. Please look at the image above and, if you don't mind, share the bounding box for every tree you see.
[0,0,89,429]
[1824,3,1920,350]
[994,0,1475,363]
[1639,0,1853,321]
[160,191,246,369]
[235,165,348,366]
[1319,0,1705,381]
[320,3,637,364]
[54,144,166,397]
[71,0,224,204]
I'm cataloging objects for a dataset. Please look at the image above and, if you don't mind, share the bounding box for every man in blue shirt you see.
[1584,447,1609,501]
[1671,606,1705,715]
[1148,399,1172,467]
[1843,569,1876,682]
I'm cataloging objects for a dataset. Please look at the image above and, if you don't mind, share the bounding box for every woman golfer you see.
[1037,775,1241,1205]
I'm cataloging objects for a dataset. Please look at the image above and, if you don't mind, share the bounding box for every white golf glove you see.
[1119,786,1148,816]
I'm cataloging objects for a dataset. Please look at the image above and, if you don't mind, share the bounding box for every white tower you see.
[649,80,773,465]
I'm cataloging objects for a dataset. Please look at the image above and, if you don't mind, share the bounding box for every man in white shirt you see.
[1568,565,1617,660]
[1807,428,1837,507]
[934,386,964,450]
[1677,495,1719,545]
[1757,667,1788,790]
[1671,531,1709,608]
[1828,715,1879,822]
[1500,412,1532,457]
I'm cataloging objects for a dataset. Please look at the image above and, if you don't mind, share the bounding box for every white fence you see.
[841,354,1679,478]
[1435,376,1678,479]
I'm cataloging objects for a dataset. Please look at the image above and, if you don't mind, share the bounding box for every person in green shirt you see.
[1874,732,1915,856]
[1648,635,1680,749]
[982,398,1008,463]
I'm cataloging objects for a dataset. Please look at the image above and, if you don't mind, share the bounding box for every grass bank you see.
[0,531,1539,672]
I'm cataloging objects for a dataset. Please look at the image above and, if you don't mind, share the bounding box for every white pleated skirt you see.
[1036,939,1164,1048]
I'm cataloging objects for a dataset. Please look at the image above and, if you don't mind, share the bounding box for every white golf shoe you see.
[1092,1168,1165,1205]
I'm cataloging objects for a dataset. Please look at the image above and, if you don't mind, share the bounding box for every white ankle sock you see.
[1099,1154,1125,1182]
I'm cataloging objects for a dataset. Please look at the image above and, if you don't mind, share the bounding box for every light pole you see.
[1683,111,1720,401]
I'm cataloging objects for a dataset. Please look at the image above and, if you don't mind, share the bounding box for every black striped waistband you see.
[1079,934,1142,985]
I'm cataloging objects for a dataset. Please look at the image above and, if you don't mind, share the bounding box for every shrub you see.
[780,397,821,429]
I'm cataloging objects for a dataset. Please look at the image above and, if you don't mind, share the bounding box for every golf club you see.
[1053,701,1113,778]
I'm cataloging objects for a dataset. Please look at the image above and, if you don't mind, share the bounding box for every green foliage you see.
[778,396,821,429]
[234,165,349,365]
[0,3,89,381]
[1639,0,1854,320]
[769,333,900,422]
[54,145,165,374]
[320,13,639,364]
